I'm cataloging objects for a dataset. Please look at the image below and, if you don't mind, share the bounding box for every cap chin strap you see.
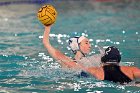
[72,50,86,58]
[103,62,119,66]
[105,62,119,64]
[79,50,86,57]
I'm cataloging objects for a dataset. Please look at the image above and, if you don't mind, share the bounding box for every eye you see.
[85,41,89,44]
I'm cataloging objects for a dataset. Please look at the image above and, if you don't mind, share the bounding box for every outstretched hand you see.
[45,24,52,28]
[44,25,52,32]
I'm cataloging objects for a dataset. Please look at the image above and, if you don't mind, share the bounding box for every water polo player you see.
[72,46,140,84]
[43,25,104,78]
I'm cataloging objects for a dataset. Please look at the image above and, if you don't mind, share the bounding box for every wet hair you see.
[101,46,121,63]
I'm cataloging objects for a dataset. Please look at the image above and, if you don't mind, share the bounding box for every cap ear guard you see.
[68,36,87,54]
[68,37,80,53]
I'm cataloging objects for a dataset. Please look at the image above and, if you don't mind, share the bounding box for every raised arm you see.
[43,25,75,67]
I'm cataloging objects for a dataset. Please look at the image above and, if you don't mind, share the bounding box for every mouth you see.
[87,49,90,53]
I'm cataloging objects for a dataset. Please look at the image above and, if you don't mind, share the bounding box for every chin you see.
[84,51,90,54]
[87,50,90,54]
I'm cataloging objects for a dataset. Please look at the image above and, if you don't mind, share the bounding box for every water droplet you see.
[106,39,110,42]
[58,40,61,43]
[89,39,93,42]
[4,18,8,21]
[122,30,125,34]
[82,33,86,36]
[95,45,98,47]
[39,36,43,38]
[15,34,17,36]
[114,42,120,44]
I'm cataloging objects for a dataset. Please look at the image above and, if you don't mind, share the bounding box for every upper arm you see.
[55,49,72,62]
[132,67,140,79]
[42,26,74,67]
[53,49,80,68]
[44,45,77,68]
[86,67,97,76]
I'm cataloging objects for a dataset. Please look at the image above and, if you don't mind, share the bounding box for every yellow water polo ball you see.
[37,4,57,26]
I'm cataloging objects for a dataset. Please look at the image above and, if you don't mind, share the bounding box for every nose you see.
[88,44,91,50]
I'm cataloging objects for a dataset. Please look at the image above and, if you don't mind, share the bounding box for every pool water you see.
[0,1,140,93]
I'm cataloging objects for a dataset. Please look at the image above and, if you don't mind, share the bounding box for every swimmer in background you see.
[43,25,103,69]
[66,46,140,84]
[86,46,140,84]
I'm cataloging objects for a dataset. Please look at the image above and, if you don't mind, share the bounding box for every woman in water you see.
[59,45,140,84]
[86,46,140,84]
[43,25,140,84]
[43,25,103,68]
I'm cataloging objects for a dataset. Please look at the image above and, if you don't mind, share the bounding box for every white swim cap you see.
[68,36,86,53]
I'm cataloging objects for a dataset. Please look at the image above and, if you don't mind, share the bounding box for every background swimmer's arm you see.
[132,67,140,79]
[43,26,75,67]
[86,67,103,80]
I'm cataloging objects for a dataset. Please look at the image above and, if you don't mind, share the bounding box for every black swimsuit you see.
[103,65,132,84]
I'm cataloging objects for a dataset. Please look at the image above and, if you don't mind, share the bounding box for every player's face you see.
[79,38,91,54]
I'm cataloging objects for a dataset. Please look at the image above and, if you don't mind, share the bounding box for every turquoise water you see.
[0,1,140,93]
